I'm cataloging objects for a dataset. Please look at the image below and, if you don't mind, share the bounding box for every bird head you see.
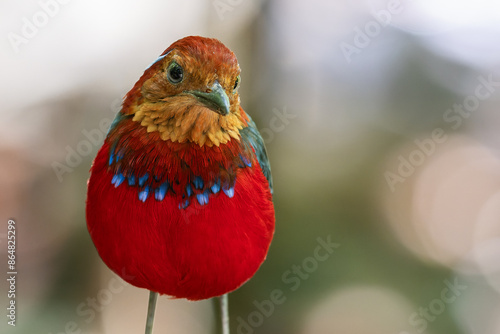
[121,36,246,147]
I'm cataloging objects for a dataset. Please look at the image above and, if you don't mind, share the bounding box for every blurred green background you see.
[2,0,500,333]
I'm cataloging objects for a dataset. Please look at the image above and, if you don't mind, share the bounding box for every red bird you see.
[86,36,274,333]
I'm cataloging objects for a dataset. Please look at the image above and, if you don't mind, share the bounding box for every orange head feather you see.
[121,36,247,147]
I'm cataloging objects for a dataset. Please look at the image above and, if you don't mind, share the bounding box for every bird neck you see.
[105,117,254,200]
[121,94,247,147]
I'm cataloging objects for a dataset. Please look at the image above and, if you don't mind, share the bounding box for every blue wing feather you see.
[240,114,273,195]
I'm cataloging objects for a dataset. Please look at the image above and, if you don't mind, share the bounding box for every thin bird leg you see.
[220,294,230,334]
[145,291,158,334]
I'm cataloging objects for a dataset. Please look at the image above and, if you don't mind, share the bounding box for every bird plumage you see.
[86,36,275,300]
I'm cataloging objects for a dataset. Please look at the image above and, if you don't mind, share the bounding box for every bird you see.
[85,36,275,334]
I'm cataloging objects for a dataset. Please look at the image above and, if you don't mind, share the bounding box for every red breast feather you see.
[86,141,274,300]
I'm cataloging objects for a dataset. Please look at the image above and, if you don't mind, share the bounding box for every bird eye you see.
[233,75,240,91]
[167,62,184,84]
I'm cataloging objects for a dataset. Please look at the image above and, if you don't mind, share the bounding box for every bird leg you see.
[145,291,158,334]
[220,294,230,334]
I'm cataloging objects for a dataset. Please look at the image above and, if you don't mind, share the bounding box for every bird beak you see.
[187,81,231,116]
